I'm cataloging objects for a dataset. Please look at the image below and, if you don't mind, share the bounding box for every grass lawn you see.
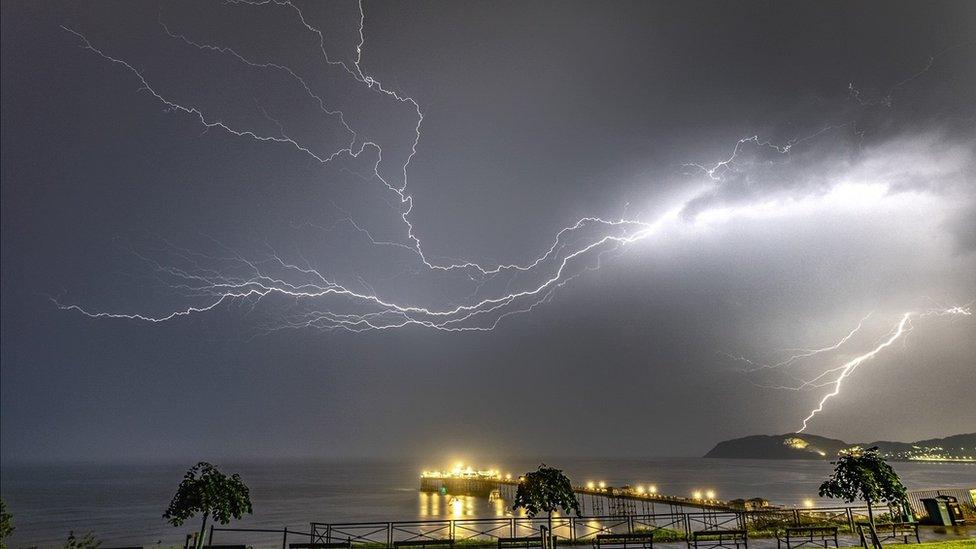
[907,540,976,549]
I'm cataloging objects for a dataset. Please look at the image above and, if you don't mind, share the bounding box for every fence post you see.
[847,507,854,532]
[209,525,215,547]
[283,526,288,549]
[387,521,393,548]
[510,517,515,538]
[792,509,800,526]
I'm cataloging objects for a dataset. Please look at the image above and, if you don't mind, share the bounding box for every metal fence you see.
[207,526,314,549]
[197,489,975,548]
[302,507,877,548]
[203,504,940,549]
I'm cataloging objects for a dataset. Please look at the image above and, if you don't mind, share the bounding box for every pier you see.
[419,467,740,514]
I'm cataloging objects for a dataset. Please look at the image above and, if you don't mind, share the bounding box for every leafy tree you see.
[512,464,580,541]
[0,500,13,549]
[64,531,101,549]
[818,446,908,527]
[164,462,253,549]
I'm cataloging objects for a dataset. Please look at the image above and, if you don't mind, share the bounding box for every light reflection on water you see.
[2,458,973,547]
[419,493,503,518]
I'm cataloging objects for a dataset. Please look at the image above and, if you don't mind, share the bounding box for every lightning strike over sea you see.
[50,4,975,338]
[3,1,976,524]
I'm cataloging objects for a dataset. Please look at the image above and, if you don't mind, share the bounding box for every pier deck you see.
[420,475,738,513]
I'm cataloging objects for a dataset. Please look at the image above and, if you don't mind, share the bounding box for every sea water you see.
[2,458,973,548]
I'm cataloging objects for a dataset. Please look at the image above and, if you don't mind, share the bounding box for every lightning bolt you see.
[796,312,914,433]
[737,305,972,433]
[848,41,975,107]
[735,312,874,373]
[53,3,971,335]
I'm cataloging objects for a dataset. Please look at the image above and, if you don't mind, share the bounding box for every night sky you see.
[2,1,975,463]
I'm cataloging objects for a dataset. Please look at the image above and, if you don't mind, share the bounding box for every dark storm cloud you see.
[942,204,976,253]
[2,0,975,463]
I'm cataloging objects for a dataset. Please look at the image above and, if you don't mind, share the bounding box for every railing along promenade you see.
[204,488,973,548]
[294,507,876,547]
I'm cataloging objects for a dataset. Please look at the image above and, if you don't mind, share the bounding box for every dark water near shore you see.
[2,458,974,548]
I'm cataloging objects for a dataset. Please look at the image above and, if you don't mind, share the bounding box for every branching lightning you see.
[736,305,972,433]
[795,312,914,433]
[51,2,730,332]
[54,2,972,341]
[734,312,874,373]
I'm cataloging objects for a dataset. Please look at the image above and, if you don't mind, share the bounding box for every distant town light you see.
[587,481,595,490]
[803,499,814,508]
[598,481,607,489]
[649,485,657,494]
[705,490,716,500]
[693,490,703,500]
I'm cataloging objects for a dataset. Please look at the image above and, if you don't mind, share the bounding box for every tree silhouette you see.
[0,500,14,549]
[164,462,253,549]
[513,464,580,542]
[819,447,908,527]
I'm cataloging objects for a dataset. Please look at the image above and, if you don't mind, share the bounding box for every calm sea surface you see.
[2,458,974,548]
